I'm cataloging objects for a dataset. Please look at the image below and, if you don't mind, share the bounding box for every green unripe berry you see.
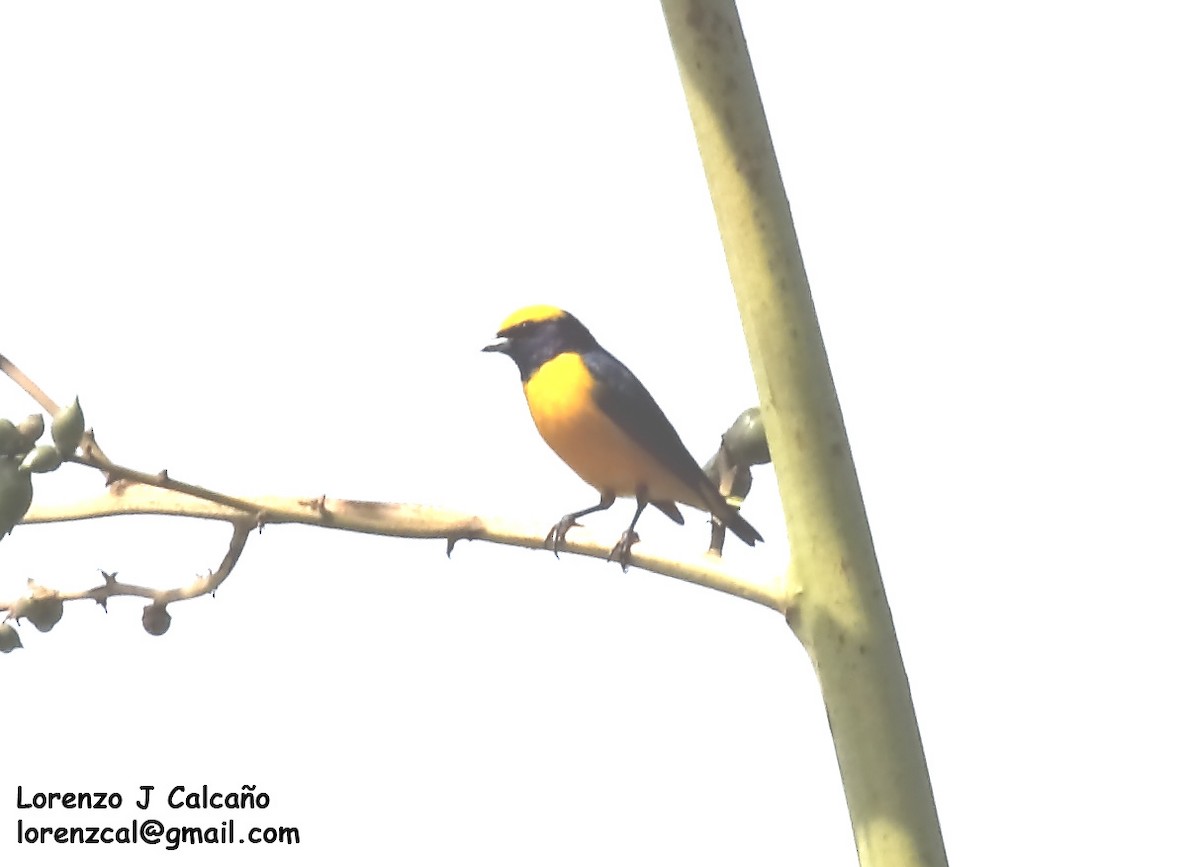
[20,445,62,474]
[16,414,45,450]
[0,419,21,456]
[142,604,171,636]
[0,457,34,537]
[723,407,770,467]
[0,623,22,653]
[52,397,86,457]
[24,595,64,633]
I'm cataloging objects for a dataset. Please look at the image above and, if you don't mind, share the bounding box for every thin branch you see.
[21,487,785,611]
[0,353,58,416]
[71,448,269,519]
[2,521,253,618]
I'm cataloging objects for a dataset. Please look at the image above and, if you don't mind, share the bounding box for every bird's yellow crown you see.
[498,305,567,333]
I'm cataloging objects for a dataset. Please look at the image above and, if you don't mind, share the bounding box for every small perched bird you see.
[484,305,762,568]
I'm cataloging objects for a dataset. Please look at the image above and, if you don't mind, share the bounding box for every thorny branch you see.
[6,521,253,619]
[13,488,783,610]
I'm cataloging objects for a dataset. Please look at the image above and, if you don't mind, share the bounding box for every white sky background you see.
[2,2,1197,865]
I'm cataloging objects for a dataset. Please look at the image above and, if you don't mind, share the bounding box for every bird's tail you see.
[709,495,763,546]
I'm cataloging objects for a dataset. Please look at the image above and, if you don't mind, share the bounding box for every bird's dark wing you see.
[584,347,763,546]
[583,348,718,504]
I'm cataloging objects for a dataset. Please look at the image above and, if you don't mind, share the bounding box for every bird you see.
[483,304,762,569]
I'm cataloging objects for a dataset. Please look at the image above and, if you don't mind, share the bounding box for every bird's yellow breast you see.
[522,352,701,507]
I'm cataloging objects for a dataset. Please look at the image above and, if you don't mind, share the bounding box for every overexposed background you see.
[2,2,1197,865]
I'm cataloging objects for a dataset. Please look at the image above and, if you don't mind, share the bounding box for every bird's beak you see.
[482,338,510,354]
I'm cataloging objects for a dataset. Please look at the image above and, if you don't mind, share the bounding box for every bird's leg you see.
[545,492,616,557]
[608,490,649,572]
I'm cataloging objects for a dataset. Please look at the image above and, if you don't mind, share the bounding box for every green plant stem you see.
[659,2,947,865]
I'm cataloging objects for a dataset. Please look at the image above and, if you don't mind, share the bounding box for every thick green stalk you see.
[658,2,947,865]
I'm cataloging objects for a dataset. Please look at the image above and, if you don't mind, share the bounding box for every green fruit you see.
[25,595,64,633]
[20,445,62,474]
[0,419,21,456]
[723,407,771,466]
[16,414,45,450]
[142,604,171,636]
[52,397,86,457]
[0,457,34,537]
[0,623,22,653]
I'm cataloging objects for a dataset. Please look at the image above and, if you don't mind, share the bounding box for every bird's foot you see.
[607,530,640,573]
[544,516,580,558]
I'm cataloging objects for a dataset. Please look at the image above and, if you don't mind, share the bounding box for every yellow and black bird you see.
[484,305,762,567]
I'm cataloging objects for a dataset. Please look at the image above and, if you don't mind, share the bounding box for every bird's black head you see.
[483,305,598,381]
